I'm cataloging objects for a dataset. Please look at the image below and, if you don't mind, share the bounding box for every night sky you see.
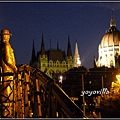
[0,2,120,69]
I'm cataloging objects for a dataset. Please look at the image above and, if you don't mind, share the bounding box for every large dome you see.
[100,26,120,48]
[100,10,120,48]
[97,10,120,68]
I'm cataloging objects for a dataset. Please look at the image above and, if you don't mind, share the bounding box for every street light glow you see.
[59,75,63,83]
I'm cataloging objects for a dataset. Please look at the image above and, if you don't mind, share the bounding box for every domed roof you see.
[100,10,120,48]
[100,27,120,48]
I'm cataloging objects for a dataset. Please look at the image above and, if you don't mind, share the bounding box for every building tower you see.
[73,41,81,67]
[40,32,46,56]
[39,33,48,72]
[66,35,73,69]
[30,40,35,64]
[30,39,37,67]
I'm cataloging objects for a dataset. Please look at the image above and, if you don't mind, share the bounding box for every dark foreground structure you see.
[0,64,86,118]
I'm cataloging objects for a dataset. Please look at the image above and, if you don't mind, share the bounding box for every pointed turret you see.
[67,35,72,57]
[73,41,81,67]
[57,40,59,50]
[74,41,79,56]
[110,9,116,27]
[30,39,36,64]
[41,32,45,56]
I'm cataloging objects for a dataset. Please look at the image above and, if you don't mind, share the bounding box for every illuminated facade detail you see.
[30,35,82,78]
[97,10,120,68]
[73,42,81,67]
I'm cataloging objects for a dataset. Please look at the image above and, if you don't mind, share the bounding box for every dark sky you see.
[0,2,120,69]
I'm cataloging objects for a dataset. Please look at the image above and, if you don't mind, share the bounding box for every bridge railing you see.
[0,64,87,118]
[19,64,87,118]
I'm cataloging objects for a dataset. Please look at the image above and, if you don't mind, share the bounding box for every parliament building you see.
[30,35,81,79]
[30,10,120,79]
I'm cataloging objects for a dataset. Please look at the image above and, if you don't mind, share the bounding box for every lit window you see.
[49,61,53,67]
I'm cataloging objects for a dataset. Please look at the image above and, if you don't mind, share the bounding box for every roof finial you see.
[110,9,116,27]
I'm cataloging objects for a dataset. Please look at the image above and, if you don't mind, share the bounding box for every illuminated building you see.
[30,34,81,78]
[96,10,120,68]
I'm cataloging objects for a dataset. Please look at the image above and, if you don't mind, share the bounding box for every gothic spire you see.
[30,39,36,64]
[73,41,81,67]
[67,35,72,57]
[110,9,116,27]
[41,32,45,55]
[74,41,79,56]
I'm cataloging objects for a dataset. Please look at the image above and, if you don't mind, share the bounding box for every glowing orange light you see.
[116,75,120,84]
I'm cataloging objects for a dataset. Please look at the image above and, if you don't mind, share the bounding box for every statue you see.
[0,29,17,118]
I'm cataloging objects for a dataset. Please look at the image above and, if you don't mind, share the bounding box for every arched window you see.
[62,61,66,67]
[56,61,59,67]
[49,61,53,67]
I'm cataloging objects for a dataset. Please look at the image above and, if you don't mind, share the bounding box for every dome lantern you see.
[110,9,116,27]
